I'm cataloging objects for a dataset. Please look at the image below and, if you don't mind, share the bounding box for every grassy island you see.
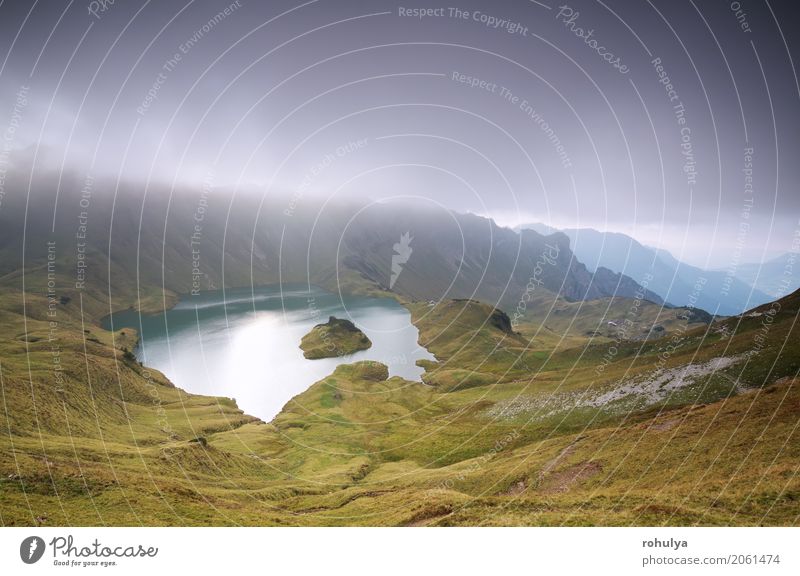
[300,316,372,359]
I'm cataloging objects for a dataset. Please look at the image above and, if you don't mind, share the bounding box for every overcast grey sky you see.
[1,0,798,267]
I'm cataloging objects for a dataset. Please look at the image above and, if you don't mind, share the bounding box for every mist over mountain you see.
[0,169,661,315]
[515,223,777,315]
[714,253,800,301]
[1,0,799,535]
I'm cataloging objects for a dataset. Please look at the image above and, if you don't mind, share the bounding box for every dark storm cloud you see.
[0,0,798,267]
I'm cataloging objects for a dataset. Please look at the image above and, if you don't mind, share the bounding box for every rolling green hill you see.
[1,278,797,526]
[0,174,795,526]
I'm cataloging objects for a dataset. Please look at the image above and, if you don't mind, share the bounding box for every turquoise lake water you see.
[104,285,434,422]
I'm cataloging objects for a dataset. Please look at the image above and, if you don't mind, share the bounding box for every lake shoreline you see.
[102,283,435,422]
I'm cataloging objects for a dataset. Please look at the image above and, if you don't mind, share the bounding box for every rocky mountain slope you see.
[516,223,774,315]
[0,174,660,319]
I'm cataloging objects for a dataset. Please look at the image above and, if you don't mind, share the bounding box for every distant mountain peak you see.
[515,223,775,315]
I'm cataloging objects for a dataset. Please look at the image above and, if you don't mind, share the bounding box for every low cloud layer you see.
[1,0,798,267]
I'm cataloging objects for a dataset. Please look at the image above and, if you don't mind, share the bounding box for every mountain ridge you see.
[515,222,778,315]
[0,175,664,318]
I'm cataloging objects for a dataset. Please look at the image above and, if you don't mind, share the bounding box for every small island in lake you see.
[300,316,372,359]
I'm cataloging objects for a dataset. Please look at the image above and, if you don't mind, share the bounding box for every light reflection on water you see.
[104,285,434,421]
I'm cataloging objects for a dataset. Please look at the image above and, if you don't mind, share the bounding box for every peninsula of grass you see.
[300,316,372,359]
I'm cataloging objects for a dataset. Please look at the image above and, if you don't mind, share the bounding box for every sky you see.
[0,0,798,268]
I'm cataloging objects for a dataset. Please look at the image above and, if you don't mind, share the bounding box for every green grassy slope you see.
[1,286,797,526]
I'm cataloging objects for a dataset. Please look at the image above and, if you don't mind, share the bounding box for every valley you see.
[1,270,797,526]
[0,186,796,527]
